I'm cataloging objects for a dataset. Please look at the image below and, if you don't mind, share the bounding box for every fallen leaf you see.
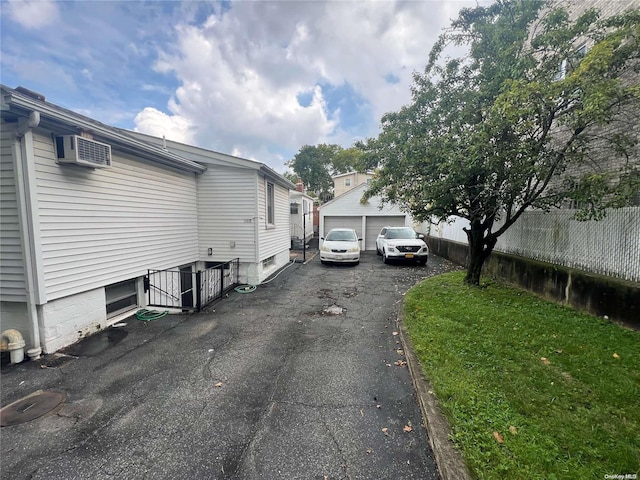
[396,349,404,355]
[366,448,372,455]
[214,382,223,387]
[392,331,399,336]
[394,360,407,367]
[382,427,389,436]
[376,404,381,409]
[493,431,504,444]
[555,350,563,354]
[386,363,392,367]
[613,352,621,359]
[403,425,413,433]
[509,425,518,435]
[540,357,550,365]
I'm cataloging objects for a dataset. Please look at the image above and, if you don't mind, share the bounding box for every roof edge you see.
[1,85,206,174]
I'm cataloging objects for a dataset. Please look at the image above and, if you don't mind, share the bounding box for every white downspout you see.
[13,111,43,359]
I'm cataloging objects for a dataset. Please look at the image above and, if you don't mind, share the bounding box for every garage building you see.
[319,183,411,251]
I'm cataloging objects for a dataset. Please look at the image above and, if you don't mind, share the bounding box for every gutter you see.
[260,164,295,190]
[2,87,206,174]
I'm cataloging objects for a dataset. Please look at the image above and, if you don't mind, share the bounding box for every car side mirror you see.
[320,237,324,240]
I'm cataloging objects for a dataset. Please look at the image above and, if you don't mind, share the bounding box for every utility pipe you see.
[1,329,26,364]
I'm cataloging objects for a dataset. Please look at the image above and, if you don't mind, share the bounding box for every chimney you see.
[296,179,304,192]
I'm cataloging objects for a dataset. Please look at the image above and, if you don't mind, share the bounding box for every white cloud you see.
[133,0,478,169]
[5,0,60,30]
[134,107,194,145]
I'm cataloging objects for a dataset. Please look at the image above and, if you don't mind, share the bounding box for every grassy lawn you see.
[404,271,639,480]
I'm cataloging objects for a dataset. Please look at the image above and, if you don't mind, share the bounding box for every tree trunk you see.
[464,220,497,286]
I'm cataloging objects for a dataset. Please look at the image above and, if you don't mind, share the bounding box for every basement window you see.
[105,279,137,317]
[262,255,275,268]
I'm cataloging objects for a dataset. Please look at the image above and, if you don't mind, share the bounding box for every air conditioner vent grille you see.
[56,135,112,168]
[76,136,111,166]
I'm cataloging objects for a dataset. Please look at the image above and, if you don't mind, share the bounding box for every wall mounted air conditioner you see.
[55,135,112,168]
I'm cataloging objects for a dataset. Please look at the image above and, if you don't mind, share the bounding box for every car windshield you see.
[326,230,357,242]
[385,228,417,239]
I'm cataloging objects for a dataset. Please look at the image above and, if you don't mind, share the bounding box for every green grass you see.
[404,271,640,480]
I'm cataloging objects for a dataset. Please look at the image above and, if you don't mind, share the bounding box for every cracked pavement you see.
[1,252,461,479]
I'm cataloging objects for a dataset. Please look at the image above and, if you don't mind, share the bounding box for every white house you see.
[126,132,295,286]
[319,183,411,250]
[289,181,315,247]
[0,85,293,356]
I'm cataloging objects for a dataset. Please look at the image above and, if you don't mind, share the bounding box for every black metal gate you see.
[145,258,240,311]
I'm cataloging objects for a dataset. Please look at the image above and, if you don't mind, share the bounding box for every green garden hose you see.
[136,308,169,321]
[234,285,257,293]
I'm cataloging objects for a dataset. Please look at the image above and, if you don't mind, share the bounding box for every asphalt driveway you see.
[1,252,460,480]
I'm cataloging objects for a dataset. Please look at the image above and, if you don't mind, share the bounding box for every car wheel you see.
[417,259,427,266]
[382,251,389,264]
[321,260,327,265]
[376,246,382,256]
[354,260,360,266]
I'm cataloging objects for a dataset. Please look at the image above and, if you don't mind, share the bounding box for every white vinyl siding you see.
[32,131,199,301]
[0,122,26,301]
[258,178,290,261]
[197,166,257,262]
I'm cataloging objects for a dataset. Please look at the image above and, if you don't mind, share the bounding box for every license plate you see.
[405,254,414,259]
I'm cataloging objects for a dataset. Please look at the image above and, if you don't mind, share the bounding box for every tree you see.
[286,144,337,201]
[363,0,640,285]
[287,144,370,201]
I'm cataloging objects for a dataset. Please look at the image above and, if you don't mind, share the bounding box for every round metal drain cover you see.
[1,390,65,427]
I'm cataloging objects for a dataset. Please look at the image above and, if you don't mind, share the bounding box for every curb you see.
[397,309,471,480]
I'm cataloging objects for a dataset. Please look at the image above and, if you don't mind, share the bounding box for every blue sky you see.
[1,0,476,172]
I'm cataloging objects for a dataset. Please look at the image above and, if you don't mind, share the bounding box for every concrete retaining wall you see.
[427,237,639,329]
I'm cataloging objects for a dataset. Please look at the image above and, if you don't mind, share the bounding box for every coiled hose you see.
[136,308,168,321]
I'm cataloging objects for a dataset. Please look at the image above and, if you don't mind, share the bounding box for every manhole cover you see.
[1,390,66,426]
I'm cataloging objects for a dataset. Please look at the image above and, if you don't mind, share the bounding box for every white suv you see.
[376,226,428,265]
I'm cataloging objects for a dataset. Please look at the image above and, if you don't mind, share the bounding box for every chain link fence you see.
[429,207,640,283]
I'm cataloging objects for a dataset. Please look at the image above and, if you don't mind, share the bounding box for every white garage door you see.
[323,216,362,239]
[365,215,407,250]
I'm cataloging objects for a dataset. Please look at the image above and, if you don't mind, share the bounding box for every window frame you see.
[105,278,138,318]
[266,181,275,226]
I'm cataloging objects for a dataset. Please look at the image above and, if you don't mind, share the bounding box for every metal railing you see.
[146,258,240,311]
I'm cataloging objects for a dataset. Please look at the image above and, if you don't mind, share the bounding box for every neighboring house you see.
[332,171,373,198]
[319,183,411,251]
[289,181,315,247]
[0,85,293,356]
[127,132,295,286]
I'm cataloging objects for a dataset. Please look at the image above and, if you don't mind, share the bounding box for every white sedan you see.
[320,228,361,265]
[376,226,428,265]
